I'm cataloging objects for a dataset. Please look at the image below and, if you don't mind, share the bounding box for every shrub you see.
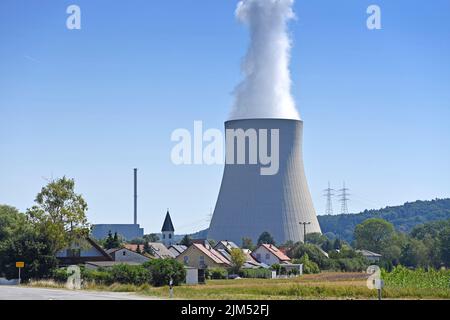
[240,268,273,279]
[83,268,113,284]
[209,268,228,279]
[299,253,320,274]
[110,264,150,285]
[143,259,186,287]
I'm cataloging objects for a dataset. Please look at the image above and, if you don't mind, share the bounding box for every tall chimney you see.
[134,168,138,225]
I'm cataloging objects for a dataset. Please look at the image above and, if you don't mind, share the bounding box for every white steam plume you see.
[229,0,300,121]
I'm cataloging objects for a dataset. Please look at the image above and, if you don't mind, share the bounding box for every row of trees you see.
[0,177,91,281]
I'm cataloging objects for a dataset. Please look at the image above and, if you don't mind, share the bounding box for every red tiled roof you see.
[124,244,144,252]
[260,244,291,261]
[193,243,231,266]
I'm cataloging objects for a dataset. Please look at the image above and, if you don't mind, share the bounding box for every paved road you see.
[0,285,160,300]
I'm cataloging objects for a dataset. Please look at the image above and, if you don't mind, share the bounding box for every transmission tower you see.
[323,181,334,215]
[338,182,350,214]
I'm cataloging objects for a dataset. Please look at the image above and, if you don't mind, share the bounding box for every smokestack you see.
[134,168,137,225]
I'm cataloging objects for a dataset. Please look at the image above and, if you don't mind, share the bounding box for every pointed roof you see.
[161,210,175,232]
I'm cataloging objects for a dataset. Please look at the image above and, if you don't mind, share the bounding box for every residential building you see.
[161,210,175,247]
[169,244,188,257]
[56,237,112,266]
[214,240,261,269]
[106,247,151,263]
[356,249,382,263]
[251,244,291,266]
[176,243,231,269]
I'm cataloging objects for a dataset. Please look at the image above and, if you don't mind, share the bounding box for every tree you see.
[143,241,153,255]
[257,231,275,246]
[241,237,255,251]
[25,177,90,254]
[333,238,342,250]
[143,234,160,242]
[143,259,186,287]
[104,231,115,249]
[305,232,327,246]
[439,227,450,267]
[229,248,246,274]
[0,206,57,280]
[354,218,395,253]
[400,238,428,268]
[180,235,193,247]
[112,232,121,248]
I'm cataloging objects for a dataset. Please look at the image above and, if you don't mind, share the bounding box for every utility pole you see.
[323,181,334,215]
[338,181,350,214]
[299,222,311,243]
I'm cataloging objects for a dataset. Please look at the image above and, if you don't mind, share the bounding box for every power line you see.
[323,181,335,215]
[338,181,350,214]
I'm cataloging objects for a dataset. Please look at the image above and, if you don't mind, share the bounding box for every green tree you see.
[180,235,193,247]
[229,248,246,274]
[143,233,160,242]
[400,238,428,268]
[305,232,327,246]
[257,231,275,245]
[354,218,395,253]
[143,259,186,287]
[25,177,90,254]
[103,231,115,249]
[143,241,153,255]
[0,206,57,280]
[333,238,342,250]
[241,237,255,251]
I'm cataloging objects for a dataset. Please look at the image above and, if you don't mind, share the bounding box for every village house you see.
[213,240,261,269]
[56,237,112,266]
[251,244,291,266]
[107,247,151,263]
[168,244,188,257]
[356,249,382,263]
[176,243,231,269]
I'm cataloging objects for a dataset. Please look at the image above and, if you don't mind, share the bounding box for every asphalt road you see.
[0,285,160,300]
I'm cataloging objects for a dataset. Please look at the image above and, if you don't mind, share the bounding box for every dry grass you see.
[28,272,450,300]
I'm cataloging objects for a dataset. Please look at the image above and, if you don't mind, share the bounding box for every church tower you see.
[161,210,175,247]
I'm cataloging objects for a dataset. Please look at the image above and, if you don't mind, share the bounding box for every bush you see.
[240,268,273,279]
[110,264,150,285]
[143,259,186,287]
[298,254,320,274]
[208,268,228,279]
[83,268,113,284]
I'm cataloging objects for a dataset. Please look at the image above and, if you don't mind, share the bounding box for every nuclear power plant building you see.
[208,118,321,244]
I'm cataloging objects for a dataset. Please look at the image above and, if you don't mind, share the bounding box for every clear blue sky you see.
[1,0,449,234]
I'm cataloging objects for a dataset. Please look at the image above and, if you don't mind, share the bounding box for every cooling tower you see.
[208,118,321,244]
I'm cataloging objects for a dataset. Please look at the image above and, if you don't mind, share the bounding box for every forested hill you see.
[186,199,450,244]
[319,198,450,243]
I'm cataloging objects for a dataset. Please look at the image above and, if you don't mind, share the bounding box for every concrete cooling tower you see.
[208,118,321,244]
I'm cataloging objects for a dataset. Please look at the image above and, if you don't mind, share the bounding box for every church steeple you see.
[161,210,174,247]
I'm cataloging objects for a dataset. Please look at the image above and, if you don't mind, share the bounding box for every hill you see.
[318,198,450,243]
[183,199,450,245]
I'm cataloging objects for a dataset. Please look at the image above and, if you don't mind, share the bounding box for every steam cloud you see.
[229,0,300,120]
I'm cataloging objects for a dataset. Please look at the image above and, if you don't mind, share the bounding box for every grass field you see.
[37,272,446,300]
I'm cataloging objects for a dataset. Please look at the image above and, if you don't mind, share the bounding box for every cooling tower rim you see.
[225,118,303,125]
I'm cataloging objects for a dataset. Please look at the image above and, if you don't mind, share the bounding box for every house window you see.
[163,234,166,239]
[183,256,189,264]
[256,253,261,261]
[169,233,172,239]
[199,255,205,267]
[265,253,270,260]
[123,251,126,256]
